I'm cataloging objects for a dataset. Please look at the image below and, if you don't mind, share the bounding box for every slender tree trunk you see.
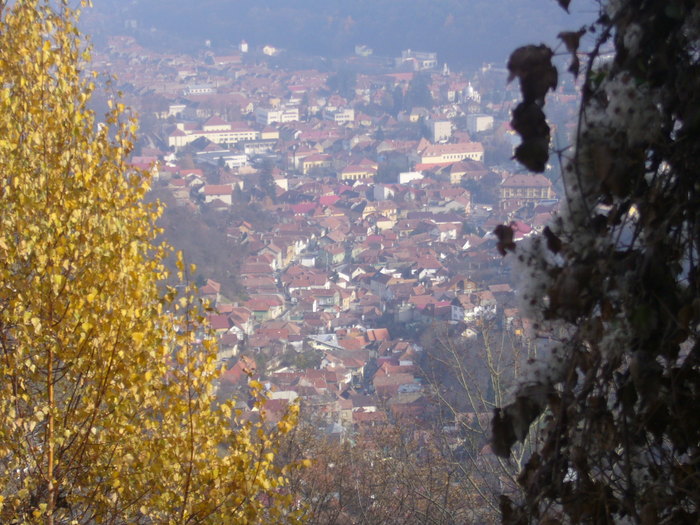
[47,343,55,525]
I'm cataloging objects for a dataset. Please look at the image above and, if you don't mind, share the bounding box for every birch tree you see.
[0,1,299,523]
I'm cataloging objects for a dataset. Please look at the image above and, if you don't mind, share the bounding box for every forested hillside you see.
[85,0,591,66]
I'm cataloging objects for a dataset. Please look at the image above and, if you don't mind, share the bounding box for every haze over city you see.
[3,1,698,523]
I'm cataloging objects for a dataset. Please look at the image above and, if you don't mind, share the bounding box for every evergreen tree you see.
[326,69,357,101]
[405,73,434,110]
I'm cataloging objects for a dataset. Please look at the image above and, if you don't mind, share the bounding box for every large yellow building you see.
[340,164,377,182]
[416,138,484,165]
[499,174,554,210]
[168,116,259,148]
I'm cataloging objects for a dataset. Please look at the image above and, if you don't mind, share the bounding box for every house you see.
[207,313,232,334]
[322,107,355,124]
[241,260,275,276]
[218,333,240,361]
[183,84,215,96]
[301,154,332,175]
[241,274,278,293]
[200,279,222,304]
[396,49,437,70]
[213,54,242,67]
[321,351,362,373]
[376,214,397,231]
[257,320,302,342]
[376,201,398,221]
[197,149,248,169]
[244,294,285,321]
[321,243,346,266]
[466,113,494,134]
[373,185,396,201]
[444,276,478,294]
[429,119,452,142]
[373,372,421,398]
[229,307,255,336]
[368,272,393,300]
[313,288,341,310]
[450,159,489,183]
[262,45,280,56]
[283,268,330,293]
[340,164,376,183]
[499,173,555,210]
[168,119,260,149]
[202,184,233,205]
[220,355,257,387]
[255,106,299,125]
[415,138,484,165]
[168,177,190,201]
[365,328,390,343]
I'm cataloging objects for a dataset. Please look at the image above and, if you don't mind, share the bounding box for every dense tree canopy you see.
[493,0,700,523]
[0,2,298,523]
[404,73,434,112]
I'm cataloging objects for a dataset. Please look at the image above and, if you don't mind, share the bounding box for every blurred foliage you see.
[493,1,700,523]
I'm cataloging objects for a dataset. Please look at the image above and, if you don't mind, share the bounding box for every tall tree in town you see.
[493,0,700,522]
[421,323,538,520]
[0,1,298,523]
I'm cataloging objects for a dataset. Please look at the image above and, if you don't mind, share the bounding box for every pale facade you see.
[499,174,555,210]
[255,106,299,125]
[183,84,215,96]
[417,141,484,164]
[340,165,375,182]
[430,120,452,143]
[397,49,438,70]
[202,184,233,205]
[168,120,260,149]
[323,107,355,124]
[398,171,424,184]
[466,114,494,134]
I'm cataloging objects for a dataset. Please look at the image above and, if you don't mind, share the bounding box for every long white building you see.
[168,116,260,149]
[254,106,299,126]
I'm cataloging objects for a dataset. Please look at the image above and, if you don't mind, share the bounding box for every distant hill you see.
[84,0,595,68]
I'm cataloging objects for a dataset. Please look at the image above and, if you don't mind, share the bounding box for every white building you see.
[416,139,485,164]
[398,171,424,184]
[254,106,299,125]
[202,184,233,205]
[167,116,260,149]
[354,44,373,56]
[196,149,248,169]
[373,185,396,201]
[466,114,494,134]
[167,103,186,118]
[183,84,215,96]
[429,119,452,143]
[322,107,355,124]
[466,82,481,103]
[397,49,438,70]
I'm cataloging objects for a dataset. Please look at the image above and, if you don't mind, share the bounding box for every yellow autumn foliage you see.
[0,1,300,523]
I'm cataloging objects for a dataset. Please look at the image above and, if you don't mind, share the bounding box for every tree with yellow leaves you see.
[0,1,299,523]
